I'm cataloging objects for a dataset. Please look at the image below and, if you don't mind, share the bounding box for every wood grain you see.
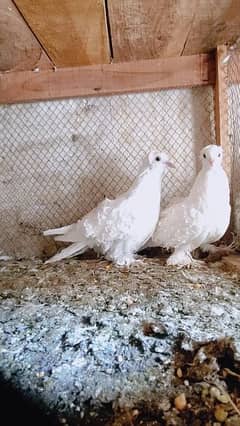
[183,0,240,55]
[0,53,215,104]
[0,0,43,72]
[107,0,197,61]
[107,0,240,62]
[13,0,110,67]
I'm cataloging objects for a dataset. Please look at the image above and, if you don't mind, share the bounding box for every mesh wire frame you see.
[228,49,240,235]
[0,86,216,257]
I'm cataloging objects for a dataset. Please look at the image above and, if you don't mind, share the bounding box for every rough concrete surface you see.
[0,255,239,425]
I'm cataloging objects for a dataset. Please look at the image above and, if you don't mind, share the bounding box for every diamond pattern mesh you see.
[0,86,215,257]
[228,49,240,235]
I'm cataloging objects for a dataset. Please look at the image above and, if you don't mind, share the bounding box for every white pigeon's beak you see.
[209,159,214,166]
[165,161,175,168]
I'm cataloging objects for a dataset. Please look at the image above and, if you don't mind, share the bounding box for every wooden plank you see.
[0,0,52,72]
[214,45,231,177]
[107,0,240,62]
[107,0,197,62]
[0,53,215,104]
[13,0,110,67]
[183,1,240,56]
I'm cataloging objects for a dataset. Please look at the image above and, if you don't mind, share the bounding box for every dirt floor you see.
[0,254,240,425]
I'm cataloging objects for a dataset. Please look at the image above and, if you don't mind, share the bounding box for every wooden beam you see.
[214,45,231,177]
[0,0,52,72]
[182,1,240,56]
[0,53,215,105]
[107,0,240,62]
[13,0,110,67]
[107,0,198,61]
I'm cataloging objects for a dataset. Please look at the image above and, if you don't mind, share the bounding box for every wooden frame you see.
[0,53,215,104]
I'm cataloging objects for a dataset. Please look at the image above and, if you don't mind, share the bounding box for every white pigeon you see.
[149,145,231,266]
[43,151,174,266]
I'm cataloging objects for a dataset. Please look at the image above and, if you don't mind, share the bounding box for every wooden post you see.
[214,44,231,178]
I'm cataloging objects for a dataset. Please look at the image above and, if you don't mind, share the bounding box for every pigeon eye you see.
[218,153,221,157]
[155,156,161,162]
[203,153,206,158]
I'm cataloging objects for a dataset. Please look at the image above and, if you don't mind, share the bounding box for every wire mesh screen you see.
[228,47,240,236]
[0,87,215,258]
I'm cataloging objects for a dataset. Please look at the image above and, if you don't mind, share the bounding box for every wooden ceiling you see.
[1,0,240,72]
[108,0,240,61]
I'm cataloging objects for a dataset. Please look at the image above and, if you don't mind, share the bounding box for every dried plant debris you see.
[108,338,240,425]
[229,234,240,253]
[0,257,240,425]
[166,337,240,425]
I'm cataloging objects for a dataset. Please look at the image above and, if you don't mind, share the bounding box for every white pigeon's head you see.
[200,145,223,169]
[147,151,175,171]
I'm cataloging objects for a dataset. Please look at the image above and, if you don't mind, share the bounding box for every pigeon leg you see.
[114,254,136,266]
[167,249,205,268]
[132,255,145,265]
[166,243,206,268]
[166,247,193,267]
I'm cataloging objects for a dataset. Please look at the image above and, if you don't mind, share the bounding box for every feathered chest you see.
[190,168,229,211]
[189,168,230,235]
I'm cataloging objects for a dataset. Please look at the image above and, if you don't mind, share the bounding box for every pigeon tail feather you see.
[43,224,72,236]
[45,241,87,264]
